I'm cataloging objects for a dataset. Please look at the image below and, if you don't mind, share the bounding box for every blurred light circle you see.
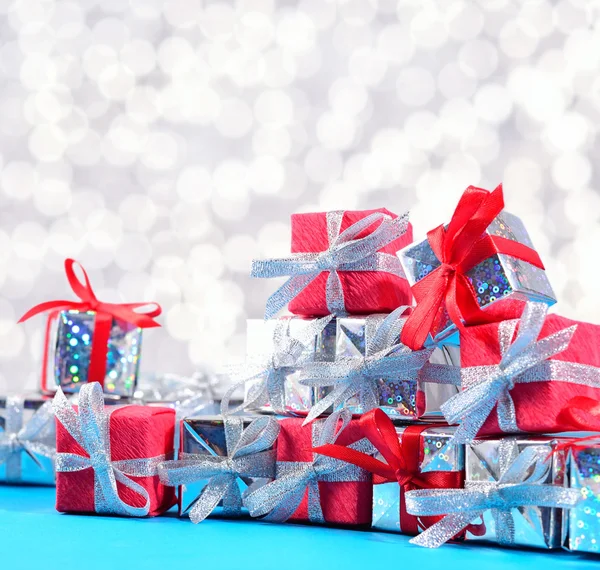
[20,53,57,89]
[166,303,200,341]
[121,39,156,76]
[189,243,225,279]
[553,0,591,34]
[564,30,600,72]
[376,24,414,65]
[499,20,539,59]
[50,2,85,39]
[439,98,478,140]
[262,49,297,87]
[304,147,343,184]
[163,0,201,29]
[32,87,73,123]
[33,179,72,217]
[544,112,589,152]
[405,111,441,150]
[215,98,253,138]
[126,86,161,124]
[332,20,373,56]
[57,107,89,144]
[442,153,481,188]
[158,37,196,75]
[397,67,435,106]
[92,17,130,49]
[438,62,477,99]
[474,84,513,124]
[518,0,553,37]
[114,232,153,271]
[0,322,25,361]
[257,221,290,257]
[254,89,294,127]
[199,3,235,41]
[140,131,180,170]
[276,12,316,54]
[249,155,285,195]
[176,166,213,203]
[86,209,124,251]
[118,194,158,232]
[170,202,212,238]
[329,78,368,116]
[458,38,498,79]
[18,22,55,55]
[410,8,448,50]
[316,111,356,150]
[299,0,337,30]
[48,217,86,257]
[252,127,291,158]
[551,152,592,190]
[446,2,484,40]
[349,46,387,86]
[463,124,500,165]
[66,129,102,166]
[82,45,117,80]
[98,63,135,101]
[29,124,68,161]
[339,0,377,25]
[1,161,37,200]
[224,234,258,272]
[68,189,105,224]
[12,222,47,260]
[236,11,274,51]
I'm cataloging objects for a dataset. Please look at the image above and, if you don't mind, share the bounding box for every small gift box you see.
[298,308,461,424]
[54,383,176,517]
[405,436,581,549]
[443,301,600,443]
[397,185,556,349]
[0,394,55,485]
[244,411,373,526]
[158,415,279,523]
[252,209,412,318]
[19,259,161,398]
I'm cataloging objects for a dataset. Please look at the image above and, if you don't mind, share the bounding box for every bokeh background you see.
[0,0,598,394]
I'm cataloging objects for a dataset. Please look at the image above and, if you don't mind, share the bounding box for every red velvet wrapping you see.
[277,417,372,525]
[55,405,176,516]
[288,209,413,316]
[461,313,600,436]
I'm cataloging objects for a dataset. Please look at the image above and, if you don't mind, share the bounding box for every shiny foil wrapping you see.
[566,444,600,554]
[398,211,556,345]
[179,415,276,518]
[466,437,568,548]
[373,425,463,533]
[244,317,337,415]
[330,316,460,420]
[0,395,55,485]
[45,309,143,398]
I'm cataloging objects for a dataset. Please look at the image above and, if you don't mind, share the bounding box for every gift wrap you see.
[0,395,55,485]
[45,309,142,398]
[465,437,568,548]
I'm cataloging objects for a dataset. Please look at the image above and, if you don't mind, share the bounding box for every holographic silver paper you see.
[373,425,463,533]
[398,210,556,345]
[46,309,142,398]
[566,444,600,554]
[465,437,568,548]
[244,317,337,415]
[0,395,55,485]
[179,415,276,519]
[331,316,460,420]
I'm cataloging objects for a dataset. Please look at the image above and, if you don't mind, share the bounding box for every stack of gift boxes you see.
[4,184,600,555]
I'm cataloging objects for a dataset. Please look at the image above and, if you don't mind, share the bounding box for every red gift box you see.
[56,403,176,516]
[276,417,372,525]
[460,311,600,436]
[288,209,413,316]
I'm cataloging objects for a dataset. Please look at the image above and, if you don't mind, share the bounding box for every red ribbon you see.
[546,397,600,457]
[18,259,161,390]
[400,184,545,350]
[313,409,463,534]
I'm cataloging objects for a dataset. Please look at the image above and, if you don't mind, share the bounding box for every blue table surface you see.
[1,486,598,570]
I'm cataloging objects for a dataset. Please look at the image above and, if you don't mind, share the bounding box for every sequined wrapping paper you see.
[0,394,55,485]
[45,309,143,398]
[244,317,337,415]
[566,445,600,553]
[179,416,276,519]
[373,425,463,533]
[398,210,556,345]
[465,437,568,548]
[330,316,460,420]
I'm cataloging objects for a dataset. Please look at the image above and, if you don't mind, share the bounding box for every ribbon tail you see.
[262,274,317,320]
[303,384,354,426]
[189,474,238,524]
[494,509,515,546]
[306,478,325,523]
[110,468,152,517]
[409,512,481,548]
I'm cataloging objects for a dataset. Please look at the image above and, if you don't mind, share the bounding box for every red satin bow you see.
[400,185,545,350]
[19,259,161,389]
[314,408,462,535]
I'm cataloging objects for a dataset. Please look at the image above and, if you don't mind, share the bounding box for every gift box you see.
[464,437,568,548]
[54,383,176,517]
[242,316,337,415]
[448,302,600,440]
[169,415,278,522]
[19,259,161,399]
[397,185,555,349]
[252,209,412,319]
[0,394,55,485]
[244,412,373,526]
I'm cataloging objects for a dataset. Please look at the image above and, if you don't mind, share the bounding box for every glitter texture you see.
[49,309,142,397]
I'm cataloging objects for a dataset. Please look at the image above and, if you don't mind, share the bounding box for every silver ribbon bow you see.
[252,210,410,318]
[135,369,219,404]
[158,416,280,523]
[220,315,334,416]
[441,302,591,444]
[243,410,374,523]
[0,396,56,481]
[406,440,582,548]
[298,307,460,425]
[53,382,169,517]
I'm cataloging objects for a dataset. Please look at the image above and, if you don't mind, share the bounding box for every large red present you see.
[244,412,373,526]
[442,301,600,442]
[252,209,413,318]
[54,383,176,517]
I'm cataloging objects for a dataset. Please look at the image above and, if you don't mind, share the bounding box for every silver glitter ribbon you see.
[441,301,591,444]
[243,410,374,523]
[158,415,280,523]
[135,369,219,404]
[0,396,56,481]
[220,315,334,416]
[406,439,582,548]
[53,382,169,517]
[299,307,460,425]
[252,210,410,318]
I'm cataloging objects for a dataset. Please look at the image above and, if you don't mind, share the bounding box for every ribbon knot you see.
[316,249,339,271]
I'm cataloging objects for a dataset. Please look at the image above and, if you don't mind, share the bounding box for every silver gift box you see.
[179,415,275,518]
[0,394,55,485]
[244,317,337,415]
[465,436,568,548]
[565,443,600,553]
[398,211,556,345]
[373,425,463,533]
